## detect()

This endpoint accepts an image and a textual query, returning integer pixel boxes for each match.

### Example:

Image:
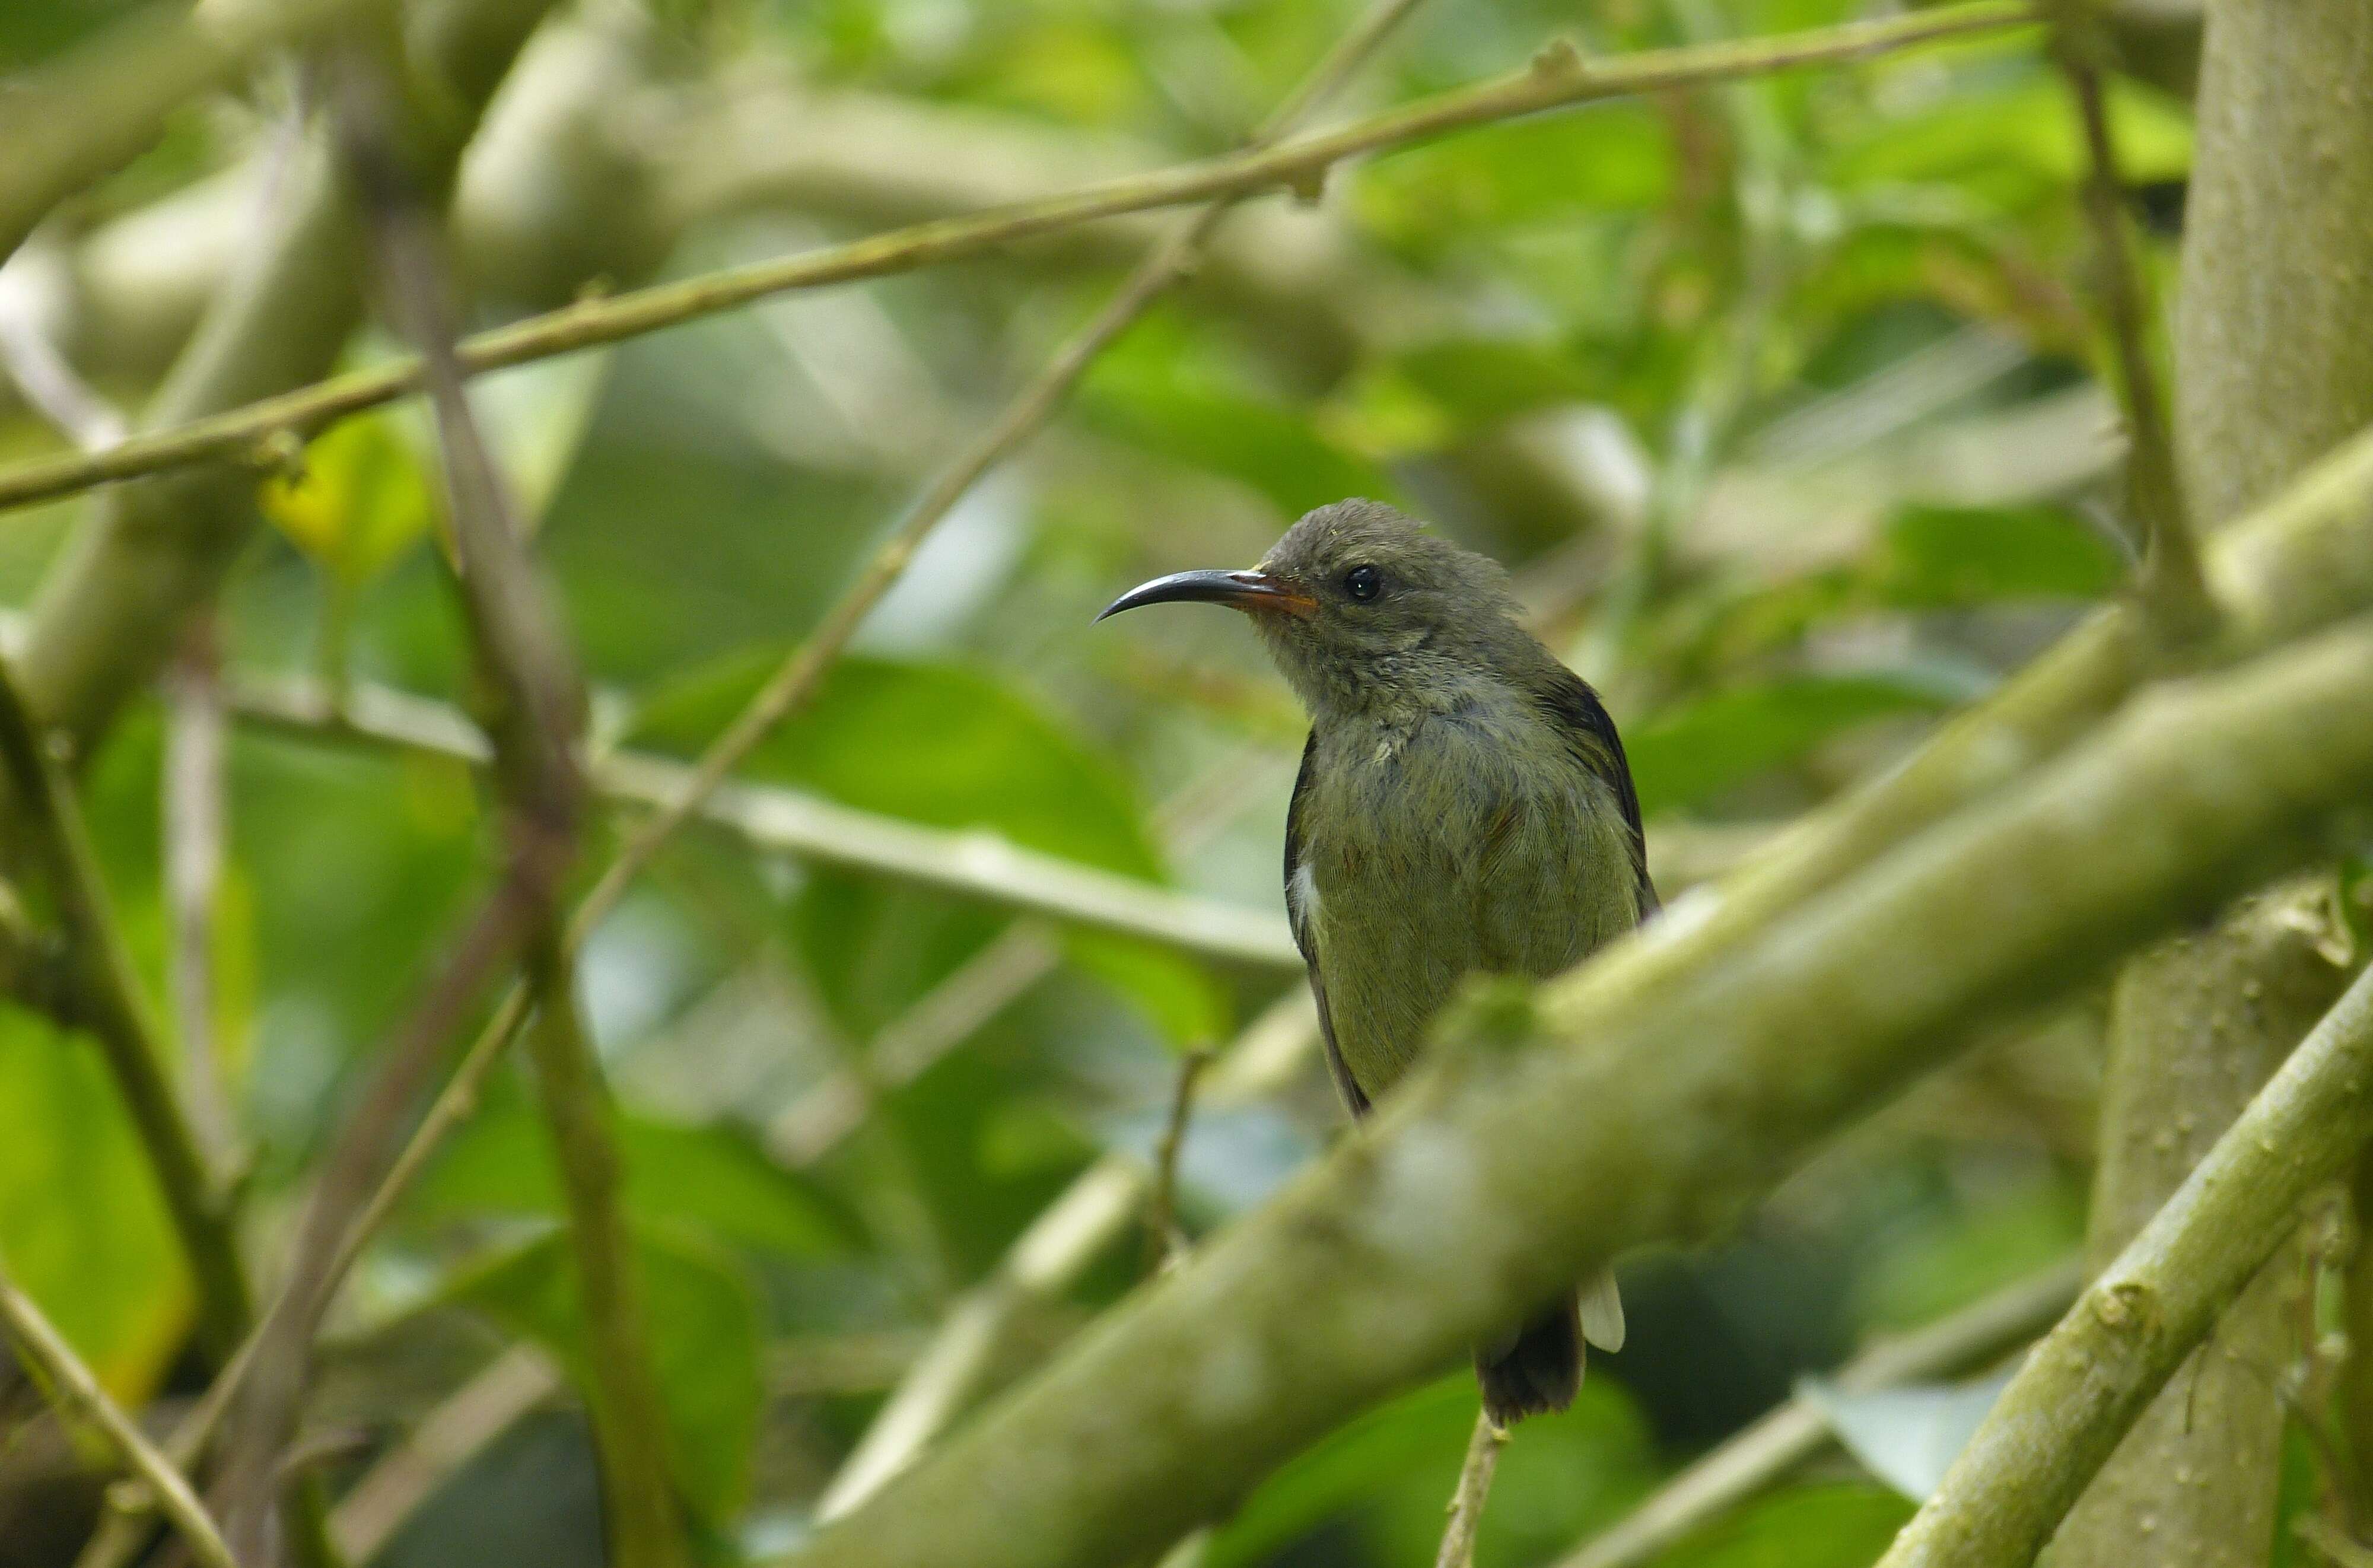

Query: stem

[0,655,251,1357]
[2044,0,2211,640]
[1146,1049,1215,1274]
[0,2,2037,519]
[0,1251,240,1568]
[1877,960,2373,1567]
[520,933,687,1568]
[1434,1413,1505,1568]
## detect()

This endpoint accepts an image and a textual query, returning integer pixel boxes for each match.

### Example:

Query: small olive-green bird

[1100,498,1653,1426]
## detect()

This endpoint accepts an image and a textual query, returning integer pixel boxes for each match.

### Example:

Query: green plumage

[1101,498,1655,1427]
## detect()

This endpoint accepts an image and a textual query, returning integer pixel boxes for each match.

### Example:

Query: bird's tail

[1475,1268,1624,1429]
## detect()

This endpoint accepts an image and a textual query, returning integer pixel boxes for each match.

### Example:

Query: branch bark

[0,1,2036,518]
[770,606,2373,1568]
[1876,958,2373,1567]
[2048,882,2349,1567]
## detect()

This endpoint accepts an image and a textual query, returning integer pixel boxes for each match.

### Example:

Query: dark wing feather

[1536,670,1659,917]
[1284,730,1370,1118]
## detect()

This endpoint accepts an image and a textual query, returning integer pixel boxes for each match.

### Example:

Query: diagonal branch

[775,599,2373,1568]
[0,1250,240,1568]
[0,0,2038,518]
[1876,958,2373,1567]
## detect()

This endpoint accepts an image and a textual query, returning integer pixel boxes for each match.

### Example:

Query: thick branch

[0,1,2035,518]
[775,612,2373,1568]
[1877,958,2373,1567]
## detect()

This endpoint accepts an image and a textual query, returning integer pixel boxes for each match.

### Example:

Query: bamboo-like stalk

[0,1,2035,519]
[774,609,2373,1568]
[1877,960,2373,1567]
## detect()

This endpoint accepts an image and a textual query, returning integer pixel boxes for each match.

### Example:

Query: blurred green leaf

[1871,502,2124,608]
[446,1223,765,1526]
[1655,1483,1915,1568]
[1206,1372,1655,1568]
[1356,104,1675,244]
[1628,673,1961,817]
[0,1009,190,1401]
[631,654,1227,1044]
[1831,73,2191,205]
[1080,318,1397,520]
[410,1084,855,1260]
[260,411,442,587]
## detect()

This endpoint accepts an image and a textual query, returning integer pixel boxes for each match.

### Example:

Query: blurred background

[0,0,2221,1563]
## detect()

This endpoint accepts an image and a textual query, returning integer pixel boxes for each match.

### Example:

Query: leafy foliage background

[0,0,2221,1563]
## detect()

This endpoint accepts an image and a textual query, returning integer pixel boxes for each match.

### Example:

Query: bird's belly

[1304,770,1633,1102]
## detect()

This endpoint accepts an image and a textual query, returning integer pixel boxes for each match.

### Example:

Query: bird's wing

[1537,669,1659,917]
[1285,730,1371,1119]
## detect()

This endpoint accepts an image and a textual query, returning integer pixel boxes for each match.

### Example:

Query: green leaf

[629,654,1226,1045]
[259,411,441,587]
[0,1009,191,1401]
[1656,1483,1916,1568]
[1831,72,2191,205]
[443,1224,765,1526]
[1628,674,1962,817]
[408,1084,854,1260]
[1872,502,2125,608]
[1356,103,1675,243]
[1205,1373,1655,1568]
[1079,317,1397,520]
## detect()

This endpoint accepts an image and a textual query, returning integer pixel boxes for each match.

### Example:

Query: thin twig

[165,624,238,1175]
[1145,1048,1214,1274]
[0,1251,241,1568]
[339,50,683,1568]
[1553,1258,2079,1568]
[2044,0,2212,638]
[329,1345,561,1564]
[0,1,2037,517]
[0,654,251,1356]
[1435,1413,1506,1568]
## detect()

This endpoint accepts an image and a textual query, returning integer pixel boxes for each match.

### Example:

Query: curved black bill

[1095,568,1312,622]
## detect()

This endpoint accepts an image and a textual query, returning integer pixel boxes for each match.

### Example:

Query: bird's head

[1097,499,1528,720]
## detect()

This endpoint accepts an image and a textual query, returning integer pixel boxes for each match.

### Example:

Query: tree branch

[0,654,251,1356]
[0,0,386,265]
[2044,0,2210,638]
[0,1250,239,1568]
[1876,957,2373,1567]
[339,45,681,1564]
[774,608,2373,1568]
[1553,1259,2081,1568]
[0,0,2037,518]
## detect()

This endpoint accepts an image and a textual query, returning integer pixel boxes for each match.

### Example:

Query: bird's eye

[1344,565,1382,602]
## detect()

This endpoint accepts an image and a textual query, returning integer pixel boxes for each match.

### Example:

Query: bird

[1098,498,1653,1428]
